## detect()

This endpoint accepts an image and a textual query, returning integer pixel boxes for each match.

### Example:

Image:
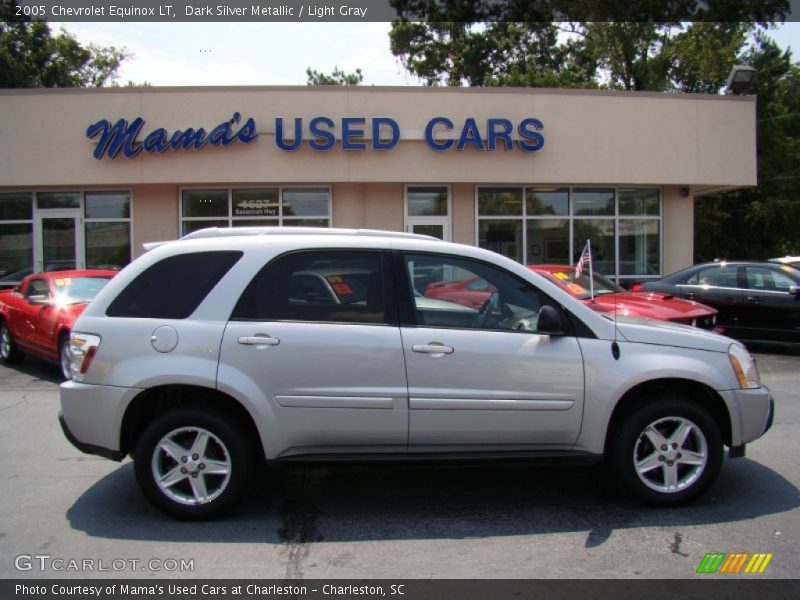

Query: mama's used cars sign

[86,114,545,159]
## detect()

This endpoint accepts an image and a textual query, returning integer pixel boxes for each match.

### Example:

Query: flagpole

[587,239,594,301]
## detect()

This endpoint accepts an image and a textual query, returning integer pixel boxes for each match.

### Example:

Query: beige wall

[0,87,756,188]
[662,186,695,274]
[452,183,476,245]
[131,184,179,259]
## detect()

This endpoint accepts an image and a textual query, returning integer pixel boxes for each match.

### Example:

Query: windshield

[53,276,111,304]
[545,270,621,300]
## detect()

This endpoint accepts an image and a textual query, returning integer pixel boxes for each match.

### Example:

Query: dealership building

[0,86,756,285]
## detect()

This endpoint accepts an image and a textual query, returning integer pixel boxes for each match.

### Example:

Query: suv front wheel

[134,408,253,519]
[610,395,723,506]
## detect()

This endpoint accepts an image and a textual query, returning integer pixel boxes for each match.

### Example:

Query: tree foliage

[0,0,128,88]
[385,1,798,260]
[306,66,364,86]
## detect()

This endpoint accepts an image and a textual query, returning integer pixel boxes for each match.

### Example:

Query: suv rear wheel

[610,395,723,506]
[134,408,253,519]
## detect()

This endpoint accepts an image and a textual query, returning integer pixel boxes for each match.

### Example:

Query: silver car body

[61,232,771,464]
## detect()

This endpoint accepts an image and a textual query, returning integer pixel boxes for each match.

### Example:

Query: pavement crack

[0,392,31,412]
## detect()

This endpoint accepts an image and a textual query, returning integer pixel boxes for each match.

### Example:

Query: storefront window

[573,188,614,216]
[182,189,229,218]
[282,188,330,217]
[574,219,616,276]
[232,189,279,219]
[619,188,660,216]
[0,192,33,220]
[478,188,522,216]
[618,219,660,276]
[85,192,131,219]
[84,192,132,270]
[407,187,448,216]
[527,219,569,264]
[477,220,522,262]
[181,187,331,234]
[526,188,569,216]
[0,192,33,277]
[37,192,80,210]
[0,223,33,277]
[85,222,131,269]
[477,187,661,281]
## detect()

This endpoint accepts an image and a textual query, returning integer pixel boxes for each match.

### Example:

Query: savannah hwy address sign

[86,113,545,160]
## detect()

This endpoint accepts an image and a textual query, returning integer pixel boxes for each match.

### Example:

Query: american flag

[575,240,592,278]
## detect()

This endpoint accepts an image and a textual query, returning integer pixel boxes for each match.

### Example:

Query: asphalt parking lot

[0,348,798,580]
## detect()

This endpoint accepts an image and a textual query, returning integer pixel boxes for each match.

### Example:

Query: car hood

[612,315,733,353]
[587,292,715,320]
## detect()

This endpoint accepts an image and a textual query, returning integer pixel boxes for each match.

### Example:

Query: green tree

[306,66,364,86]
[0,0,128,88]
[695,35,800,260]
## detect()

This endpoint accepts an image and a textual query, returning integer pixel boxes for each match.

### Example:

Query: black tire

[0,322,24,365]
[58,333,72,380]
[609,395,723,506]
[134,408,253,519]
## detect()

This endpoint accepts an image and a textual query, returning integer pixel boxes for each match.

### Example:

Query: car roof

[144,227,440,251]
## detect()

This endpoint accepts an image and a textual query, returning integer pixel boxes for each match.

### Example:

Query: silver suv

[59,228,773,519]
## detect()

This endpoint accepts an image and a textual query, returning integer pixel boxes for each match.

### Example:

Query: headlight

[728,343,760,389]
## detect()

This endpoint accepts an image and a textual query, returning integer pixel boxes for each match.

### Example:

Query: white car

[59,228,773,519]
[770,256,800,267]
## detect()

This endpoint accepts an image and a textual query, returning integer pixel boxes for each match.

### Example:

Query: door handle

[412,342,454,355]
[238,334,280,347]
[684,292,696,299]
[745,296,760,303]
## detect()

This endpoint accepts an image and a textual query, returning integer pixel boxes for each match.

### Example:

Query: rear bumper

[59,412,124,461]
[59,380,141,461]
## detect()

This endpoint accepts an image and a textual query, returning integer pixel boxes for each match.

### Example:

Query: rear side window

[232,250,388,324]
[106,251,242,319]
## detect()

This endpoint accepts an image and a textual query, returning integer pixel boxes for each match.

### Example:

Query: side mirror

[790,285,799,297]
[537,305,567,336]
[27,294,52,306]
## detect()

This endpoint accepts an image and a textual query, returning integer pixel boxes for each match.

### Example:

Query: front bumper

[719,385,774,447]
[59,380,141,461]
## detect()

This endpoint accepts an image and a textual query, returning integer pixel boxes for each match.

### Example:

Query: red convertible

[425,264,718,330]
[0,270,116,379]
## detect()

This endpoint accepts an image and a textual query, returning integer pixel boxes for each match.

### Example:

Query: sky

[53,22,800,87]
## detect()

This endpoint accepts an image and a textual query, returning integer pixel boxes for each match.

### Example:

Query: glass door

[405,186,451,242]
[35,210,83,272]
[406,220,450,241]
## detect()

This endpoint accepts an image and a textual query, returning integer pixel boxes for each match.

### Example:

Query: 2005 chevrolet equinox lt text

[58,228,773,519]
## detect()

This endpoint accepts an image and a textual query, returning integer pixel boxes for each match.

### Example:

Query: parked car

[426,265,718,329]
[59,228,772,519]
[636,261,800,344]
[0,270,117,379]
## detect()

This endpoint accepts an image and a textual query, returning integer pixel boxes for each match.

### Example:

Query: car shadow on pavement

[0,356,63,386]
[66,456,799,547]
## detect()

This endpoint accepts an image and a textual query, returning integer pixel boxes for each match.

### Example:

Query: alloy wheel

[633,416,708,494]
[150,426,232,506]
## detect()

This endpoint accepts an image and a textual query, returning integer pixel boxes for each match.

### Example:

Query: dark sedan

[635,261,800,344]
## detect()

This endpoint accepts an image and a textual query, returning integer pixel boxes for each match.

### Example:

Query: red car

[425,265,718,329]
[0,270,116,379]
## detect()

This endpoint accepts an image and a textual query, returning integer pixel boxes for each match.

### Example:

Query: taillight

[630,283,644,292]
[69,333,101,381]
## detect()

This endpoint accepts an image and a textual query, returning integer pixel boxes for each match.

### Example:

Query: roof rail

[143,226,439,251]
